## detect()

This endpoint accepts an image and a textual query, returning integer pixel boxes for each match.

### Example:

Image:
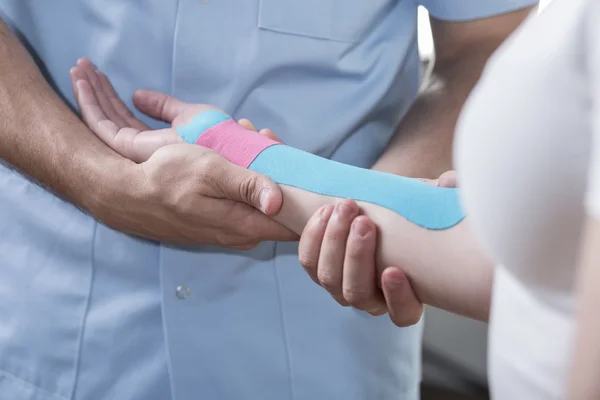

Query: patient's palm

[70,58,221,162]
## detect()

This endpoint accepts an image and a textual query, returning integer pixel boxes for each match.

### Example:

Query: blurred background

[417,1,553,398]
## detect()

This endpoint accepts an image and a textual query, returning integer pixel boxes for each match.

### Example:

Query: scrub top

[0,1,537,399]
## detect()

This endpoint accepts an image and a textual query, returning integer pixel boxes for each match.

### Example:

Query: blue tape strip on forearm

[248,145,465,230]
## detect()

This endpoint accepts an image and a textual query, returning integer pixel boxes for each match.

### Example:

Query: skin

[70,64,493,321]
[0,19,295,250]
[67,6,532,326]
[301,8,535,324]
[70,56,427,323]
[565,5,600,396]
[566,219,600,399]
[56,5,600,398]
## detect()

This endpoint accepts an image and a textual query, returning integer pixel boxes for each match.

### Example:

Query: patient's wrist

[177,110,280,168]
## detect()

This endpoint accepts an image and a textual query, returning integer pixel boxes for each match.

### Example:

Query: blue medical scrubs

[0,1,537,399]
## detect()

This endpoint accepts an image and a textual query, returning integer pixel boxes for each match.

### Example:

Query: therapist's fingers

[317,199,360,306]
[299,204,335,285]
[438,170,459,188]
[342,216,387,314]
[381,267,424,327]
[96,70,149,131]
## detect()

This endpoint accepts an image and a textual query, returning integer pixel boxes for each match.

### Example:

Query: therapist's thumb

[218,162,284,217]
[381,267,424,327]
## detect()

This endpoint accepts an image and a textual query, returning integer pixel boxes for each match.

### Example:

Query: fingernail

[352,220,370,237]
[259,188,270,213]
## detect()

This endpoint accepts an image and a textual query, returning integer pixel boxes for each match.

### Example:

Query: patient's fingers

[72,66,120,145]
[133,89,188,124]
[299,204,335,285]
[96,70,149,131]
[73,76,182,161]
[70,66,85,105]
[128,128,184,163]
[237,119,283,142]
[317,199,360,306]
[237,119,257,131]
[259,128,283,143]
[75,79,120,145]
[342,216,387,315]
[76,58,128,128]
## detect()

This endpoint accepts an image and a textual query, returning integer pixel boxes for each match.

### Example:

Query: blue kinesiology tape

[249,145,465,230]
[177,110,231,144]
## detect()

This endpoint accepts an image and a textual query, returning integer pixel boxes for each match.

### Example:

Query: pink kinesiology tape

[195,119,279,168]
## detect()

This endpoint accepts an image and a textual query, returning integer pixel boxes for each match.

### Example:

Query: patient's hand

[69,58,278,162]
[298,171,458,326]
[67,58,297,247]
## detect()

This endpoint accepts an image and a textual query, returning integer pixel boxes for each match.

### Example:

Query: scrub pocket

[0,165,94,400]
[258,0,394,43]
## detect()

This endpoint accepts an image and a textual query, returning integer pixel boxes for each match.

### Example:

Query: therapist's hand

[298,171,458,327]
[70,58,297,247]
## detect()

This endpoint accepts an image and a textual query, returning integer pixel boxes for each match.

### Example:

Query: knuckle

[346,241,369,261]
[215,231,246,249]
[323,222,347,242]
[343,287,374,309]
[156,95,168,116]
[332,296,350,307]
[317,271,339,291]
[214,232,233,247]
[197,152,222,175]
[238,174,259,204]
[171,195,194,216]
[336,198,358,211]
[195,154,228,195]
[298,251,317,272]
[159,185,192,216]
[164,182,197,216]
[368,308,388,317]
[234,242,259,251]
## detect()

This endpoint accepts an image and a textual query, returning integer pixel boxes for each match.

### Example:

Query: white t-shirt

[454,0,600,398]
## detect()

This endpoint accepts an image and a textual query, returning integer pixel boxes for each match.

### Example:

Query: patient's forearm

[275,185,493,321]
[179,111,493,321]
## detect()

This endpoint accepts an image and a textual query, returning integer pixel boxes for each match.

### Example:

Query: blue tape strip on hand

[176,110,231,144]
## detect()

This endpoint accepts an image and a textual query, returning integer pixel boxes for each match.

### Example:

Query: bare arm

[566,219,600,399]
[70,68,493,320]
[280,186,494,321]
[373,8,533,178]
[566,4,600,394]
[0,18,132,212]
[0,19,294,246]
[297,8,534,324]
